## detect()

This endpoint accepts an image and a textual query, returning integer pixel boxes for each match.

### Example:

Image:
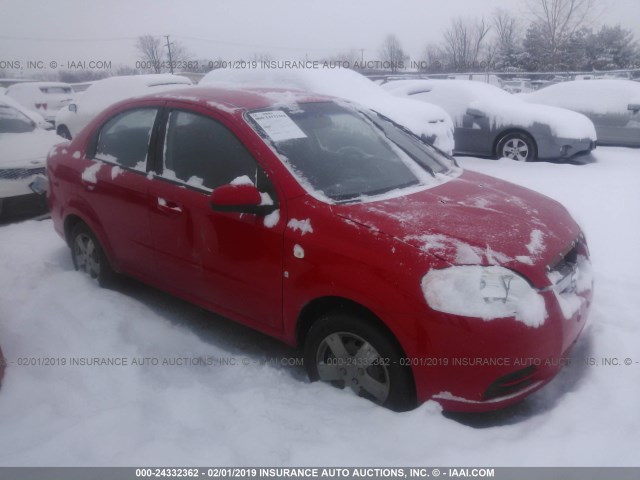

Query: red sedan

[46,87,592,411]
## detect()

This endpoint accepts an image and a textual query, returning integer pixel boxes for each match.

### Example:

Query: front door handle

[157,197,183,214]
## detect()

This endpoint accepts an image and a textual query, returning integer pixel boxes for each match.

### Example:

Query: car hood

[0,129,62,168]
[334,170,580,286]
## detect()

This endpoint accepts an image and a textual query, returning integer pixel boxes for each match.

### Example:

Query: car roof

[135,86,336,112]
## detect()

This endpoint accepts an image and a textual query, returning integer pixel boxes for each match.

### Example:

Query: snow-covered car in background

[201,67,455,154]
[1,93,52,130]
[55,74,193,139]
[0,96,62,217]
[47,86,592,412]
[503,79,534,94]
[5,82,74,124]
[383,79,597,162]
[519,79,640,147]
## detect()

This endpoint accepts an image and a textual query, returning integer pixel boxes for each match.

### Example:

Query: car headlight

[421,266,547,327]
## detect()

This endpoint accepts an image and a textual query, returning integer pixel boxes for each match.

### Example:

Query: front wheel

[304,312,416,411]
[70,223,114,286]
[496,132,536,162]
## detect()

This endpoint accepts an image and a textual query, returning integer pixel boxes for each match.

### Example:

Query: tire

[496,132,537,162]
[70,223,115,286]
[304,312,416,411]
[57,125,72,140]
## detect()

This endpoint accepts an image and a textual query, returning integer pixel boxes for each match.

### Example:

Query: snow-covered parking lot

[0,147,638,466]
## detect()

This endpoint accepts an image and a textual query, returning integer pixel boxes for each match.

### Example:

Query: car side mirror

[466,107,485,118]
[69,103,77,113]
[628,103,640,112]
[209,183,277,215]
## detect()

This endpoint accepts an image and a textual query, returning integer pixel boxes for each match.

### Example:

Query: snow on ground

[0,147,639,466]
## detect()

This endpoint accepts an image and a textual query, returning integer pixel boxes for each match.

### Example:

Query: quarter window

[95,108,158,169]
[161,110,270,192]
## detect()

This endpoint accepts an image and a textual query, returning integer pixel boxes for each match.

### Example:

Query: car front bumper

[410,281,592,412]
[538,136,596,160]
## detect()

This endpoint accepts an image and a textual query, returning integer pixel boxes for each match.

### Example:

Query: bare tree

[136,35,193,73]
[379,34,407,72]
[525,0,602,69]
[492,9,523,69]
[442,17,491,71]
[136,35,164,73]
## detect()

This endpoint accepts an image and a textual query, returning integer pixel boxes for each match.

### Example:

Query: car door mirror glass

[69,103,77,113]
[466,107,485,118]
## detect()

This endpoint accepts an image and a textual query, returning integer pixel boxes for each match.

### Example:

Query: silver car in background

[383,79,597,162]
[519,79,640,148]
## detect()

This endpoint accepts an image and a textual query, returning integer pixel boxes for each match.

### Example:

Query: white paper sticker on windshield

[249,111,307,142]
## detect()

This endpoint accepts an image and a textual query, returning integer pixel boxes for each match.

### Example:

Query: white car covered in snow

[5,82,75,124]
[200,67,455,154]
[0,96,61,217]
[55,74,193,139]
[383,79,597,161]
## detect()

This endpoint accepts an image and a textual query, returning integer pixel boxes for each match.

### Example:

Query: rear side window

[161,110,271,192]
[95,108,158,169]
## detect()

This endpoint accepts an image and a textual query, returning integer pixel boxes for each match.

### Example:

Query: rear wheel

[304,312,416,411]
[70,223,114,286]
[496,132,536,161]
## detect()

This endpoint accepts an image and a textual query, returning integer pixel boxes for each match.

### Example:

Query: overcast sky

[1,0,639,73]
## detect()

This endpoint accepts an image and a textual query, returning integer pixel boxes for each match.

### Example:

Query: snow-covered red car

[47,87,592,411]
[383,79,597,161]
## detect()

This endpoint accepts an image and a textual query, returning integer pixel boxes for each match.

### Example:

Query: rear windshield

[40,87,73,94]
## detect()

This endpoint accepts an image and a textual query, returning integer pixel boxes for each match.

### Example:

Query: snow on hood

[519,79,640,116]
[201,68,455,153]
[0,129,62,168]
[334,169,581,286]
[384,79,596,140]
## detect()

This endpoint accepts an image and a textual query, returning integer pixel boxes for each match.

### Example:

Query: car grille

[0,167,46,180]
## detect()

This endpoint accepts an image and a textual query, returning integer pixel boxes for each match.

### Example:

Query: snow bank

[520,79,640,116]
[201,68,455,154]
[384,79,596,140]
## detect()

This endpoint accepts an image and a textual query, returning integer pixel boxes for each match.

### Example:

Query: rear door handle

[157,197,183,214]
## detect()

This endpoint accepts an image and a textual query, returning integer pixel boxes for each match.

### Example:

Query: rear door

[148,106,285,329]
[81,106,160,278]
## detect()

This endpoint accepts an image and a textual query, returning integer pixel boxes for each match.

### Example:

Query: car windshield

[0,104,35,133]
[246,102,455,201]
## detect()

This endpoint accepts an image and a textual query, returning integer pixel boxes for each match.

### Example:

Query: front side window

[161,110,271,192]
[95,108,158,169]
[0,104,35,133]
[246,102,456,202]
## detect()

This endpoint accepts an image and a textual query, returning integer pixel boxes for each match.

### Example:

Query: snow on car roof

[519,79,640,115]
[139,86,336,111]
